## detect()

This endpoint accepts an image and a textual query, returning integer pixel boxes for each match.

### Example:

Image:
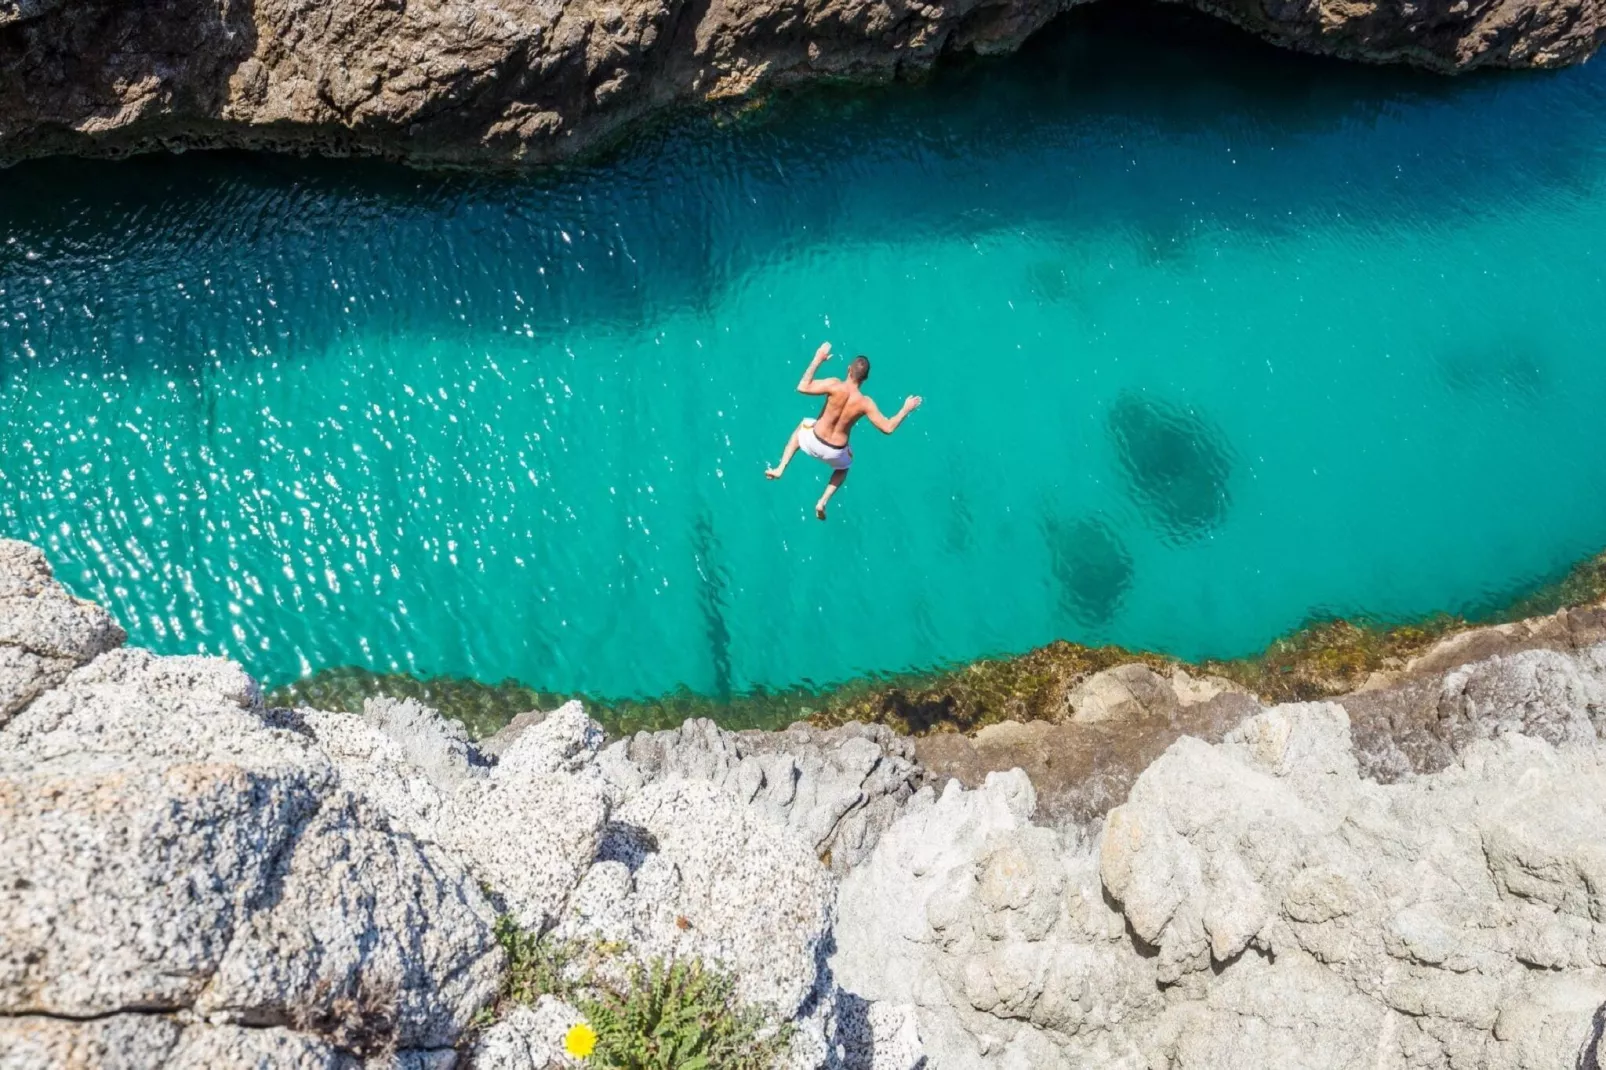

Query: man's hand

[798,341,836,394]
[902,395,923,413]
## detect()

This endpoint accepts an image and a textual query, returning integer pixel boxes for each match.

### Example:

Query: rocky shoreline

[1,0,1604,170]
[6,535,1606,1067]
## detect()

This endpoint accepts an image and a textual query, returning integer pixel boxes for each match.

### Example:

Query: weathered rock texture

[0,544,503,1063]
[597,717,926,873]
[9,532,1606,1069]
[836,688,1606,1067]
[0,0,1602,169]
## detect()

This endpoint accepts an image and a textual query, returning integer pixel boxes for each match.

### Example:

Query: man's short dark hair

[848,356,871,383]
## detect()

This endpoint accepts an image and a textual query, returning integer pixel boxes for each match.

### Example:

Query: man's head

[847,355,871,384]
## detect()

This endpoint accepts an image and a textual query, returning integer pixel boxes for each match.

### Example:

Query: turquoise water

[4,8,1606,711]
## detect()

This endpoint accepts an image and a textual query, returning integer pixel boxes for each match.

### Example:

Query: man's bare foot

[815,502,827,520]
[765,467,783,480]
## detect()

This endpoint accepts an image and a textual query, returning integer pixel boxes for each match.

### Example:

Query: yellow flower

[564,1021,598,1059]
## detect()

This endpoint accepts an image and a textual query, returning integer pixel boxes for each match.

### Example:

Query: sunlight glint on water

[2,10,1606,716]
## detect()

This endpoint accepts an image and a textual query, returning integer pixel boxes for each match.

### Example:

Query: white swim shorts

[798,418,852,470]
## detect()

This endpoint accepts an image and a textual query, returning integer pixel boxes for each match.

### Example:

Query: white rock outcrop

[8,533,1606,1070]
[836,671,1606,1068]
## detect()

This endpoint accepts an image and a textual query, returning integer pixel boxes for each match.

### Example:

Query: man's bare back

[763,342,922,520]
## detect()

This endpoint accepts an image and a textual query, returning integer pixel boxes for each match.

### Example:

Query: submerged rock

[1108,391,1234,543]
[0,0,1601,169]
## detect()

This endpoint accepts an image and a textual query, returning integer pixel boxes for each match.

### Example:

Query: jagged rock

[496,701,604,778]
[300,707,453,841]
[0,0,1600,170]
[835,769,1157,1066]
[361,695,485,792]
[0,539,124,725]
[0,651,333,1016]
[602,717,924,872]
[0,573,503,1052]
[198,789,503,1050]
[839,659,1606,1067]
[441,703,610,932]
[1403,603,1606,677]
[1342,643,1606,781]
[480,706,549,758]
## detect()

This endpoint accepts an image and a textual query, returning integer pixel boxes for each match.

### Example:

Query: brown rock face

[0,0,1601,168]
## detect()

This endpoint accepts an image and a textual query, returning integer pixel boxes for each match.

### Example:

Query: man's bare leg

[765,422,806,480]
[816,468,847,520]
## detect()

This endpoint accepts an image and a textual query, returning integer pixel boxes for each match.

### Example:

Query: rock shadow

[1107,392,1233,543]
[1579,1001,1605,1070]
[1043,514,1134,628]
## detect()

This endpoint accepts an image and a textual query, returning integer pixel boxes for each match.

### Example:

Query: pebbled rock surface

[0,0,1602,169]
[0,542,503,1059]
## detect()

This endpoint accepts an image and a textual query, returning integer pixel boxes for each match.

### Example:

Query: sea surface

[4,8,1606,717]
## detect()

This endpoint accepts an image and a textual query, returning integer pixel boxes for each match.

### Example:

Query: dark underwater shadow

[1107,392,1235,543]
[1042,512,1136,629]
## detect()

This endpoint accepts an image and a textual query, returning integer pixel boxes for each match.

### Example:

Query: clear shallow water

[4,8,1606,712]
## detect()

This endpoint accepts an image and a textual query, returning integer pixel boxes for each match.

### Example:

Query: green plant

[489,917,792,1069]
[495,914,586,1006]
[579,957,792,1070]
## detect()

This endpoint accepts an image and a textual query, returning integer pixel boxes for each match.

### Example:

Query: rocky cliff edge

[1,0,1603,169]
[4,535,1606,1068]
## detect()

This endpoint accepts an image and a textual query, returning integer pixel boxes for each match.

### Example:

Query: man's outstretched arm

[798,341,839,395]
[867,394,923,434]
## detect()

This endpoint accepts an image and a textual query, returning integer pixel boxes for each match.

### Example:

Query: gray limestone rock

[300,707,452,841]
[0,652,330,1016]
[165,1024,357,1069]
[362,694,484,792]
[604,717,924,872]
[470,996,586,1070]
[0,539,123,724]
[199,789,504,1050]
[1343,641,1606,781]
[0,639,502,1053]
[440,701,610,932]
[442,768,609,933]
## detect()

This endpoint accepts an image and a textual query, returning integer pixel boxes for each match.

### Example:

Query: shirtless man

[764,341,922,520]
